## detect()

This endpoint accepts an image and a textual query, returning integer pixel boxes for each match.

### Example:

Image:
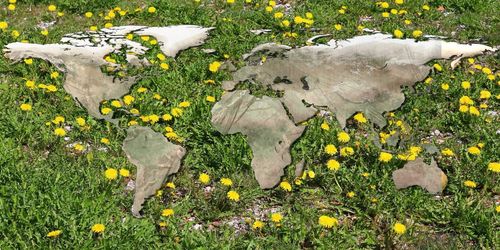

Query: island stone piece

[392,158,447,194]
[122,126,186,217]
[211,90,305,188]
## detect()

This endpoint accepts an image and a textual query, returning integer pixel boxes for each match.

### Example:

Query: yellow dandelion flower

[206,96,216,103]
[118,168,130,177]
[160,63,169,70]
[162,114,173,121]
[73,143,84,151]
[199,173,210,184]
[156,53,166,61]
[340,147,354,157]
[20,103,32,111]
[487,162,499,173]
[379,2,389,8]
[165,132,178,140]
[104,168,118,180]
[271,213,283,223]
[52,116,66,125]
[148,114,160,124]
[129,109,139,115]
[161,208,174,217]
[467,146,480,155]
[393,29,404,39]
[137,87,148,93]
[320,122,330,131]
[148,6,156,13]
[252,220,264,230]
[46,85,57,92]
[280,181,292,192]
[393,222,406,234]
[441,83,449,90]
[324,144,337,155]
[25,80,35,89]
[441,148,454,156]
[412,30,422,38]
[469,106,480,116]
[91,224,105,233]
[220,178,233,186]
[0,21,8,30]
[459,105,469,113]
[48,5,57,12]
[123,95,135,105]
[481,67,492,75]
[308,170,315,179]
[337,132,350,143]
[353,112,367,123]
[111,100,122,108]
[327,159,340,171]
[463,180,477,188]
[178,101,190,108]
[101,107,112,115]
[479,90,491,99]
[227,190,240,201]
[171,108,183,117]
[378,152,393,162]
[209,61,222,73]
[318,215,338,228]
[50,71,59,79]
[47,230,62,238]
[53,128,66,137]
[433,64,443,71]
[459,96,474,105]
[461,81,470,89]
[166,182,176,189]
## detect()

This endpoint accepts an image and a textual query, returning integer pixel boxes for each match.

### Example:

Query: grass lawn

[0,0,499,249]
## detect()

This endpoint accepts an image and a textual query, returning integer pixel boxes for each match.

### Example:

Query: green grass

[0,0,499,249]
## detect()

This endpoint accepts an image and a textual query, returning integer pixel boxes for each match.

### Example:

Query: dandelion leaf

[224,34,495,127]
[392,158,447,194]
[211,90,305,188]
[122,126,186,217]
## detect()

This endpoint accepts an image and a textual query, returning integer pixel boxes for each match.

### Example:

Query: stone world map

[4,25,494,216]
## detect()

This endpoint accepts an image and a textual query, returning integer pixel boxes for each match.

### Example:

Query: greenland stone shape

[223,34,495,128]
[211,90,305,188]
[392,157,447,194]
[3,25,213,122]
[122,126,186,217]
